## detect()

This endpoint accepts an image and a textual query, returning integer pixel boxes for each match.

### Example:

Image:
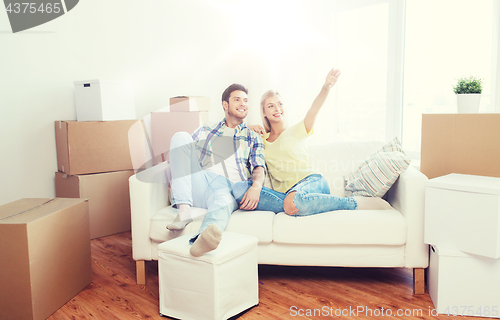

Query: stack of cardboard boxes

[55,82,211,240]
[422,114,500,317]
[55,80,139,239]
[0,82,212,319]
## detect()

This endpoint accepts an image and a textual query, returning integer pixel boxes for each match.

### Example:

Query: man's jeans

[232,174,357,216]
[170,132,238,243]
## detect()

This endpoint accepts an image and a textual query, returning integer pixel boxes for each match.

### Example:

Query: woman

[233,68,390,216]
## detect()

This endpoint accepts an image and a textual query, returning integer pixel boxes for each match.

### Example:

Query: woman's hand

[324,68,341,90]
[248,124,265,135]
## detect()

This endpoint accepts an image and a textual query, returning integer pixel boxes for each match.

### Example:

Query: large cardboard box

[169,96,211,112]
[0,198,92,320]
[74,79,136,121]
[55,120,141,175]
[151,111,209,164]
[425,173,500,258]
[428,245,500,317]
[421,114,500,180]
[55,170,134,239]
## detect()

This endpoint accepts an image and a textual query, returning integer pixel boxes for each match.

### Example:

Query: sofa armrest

[129,161,170,261]
[386,166,429,268]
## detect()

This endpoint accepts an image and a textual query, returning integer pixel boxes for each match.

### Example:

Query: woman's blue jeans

[232,174,357,216]
[232,181,286,213]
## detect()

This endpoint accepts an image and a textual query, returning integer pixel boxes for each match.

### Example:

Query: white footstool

[158,231,259,320]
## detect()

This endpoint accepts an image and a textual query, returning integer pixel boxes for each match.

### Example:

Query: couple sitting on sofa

[166,68,390,257]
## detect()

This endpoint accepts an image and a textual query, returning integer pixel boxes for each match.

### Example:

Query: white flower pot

[456,94,481,113]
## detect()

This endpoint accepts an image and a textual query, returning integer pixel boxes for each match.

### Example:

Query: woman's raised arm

[303,68,341,133]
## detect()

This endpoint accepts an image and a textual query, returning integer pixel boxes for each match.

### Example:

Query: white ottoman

[158,231,259,320]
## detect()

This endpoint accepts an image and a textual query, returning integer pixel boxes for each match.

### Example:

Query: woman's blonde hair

[260,90,282,133]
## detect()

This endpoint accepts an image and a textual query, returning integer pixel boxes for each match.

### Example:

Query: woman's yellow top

[263,120,318,192]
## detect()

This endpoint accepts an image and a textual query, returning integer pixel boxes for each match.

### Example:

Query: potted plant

[453,76,483,113]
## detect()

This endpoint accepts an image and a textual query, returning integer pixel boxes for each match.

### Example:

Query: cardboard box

[428,245,500,317]
[170,96,211,112]
[0,198,92,320]
[421,114,500,180]
[55,120,142,175]
[425,173,500,258]
[55,170,134,239]
[74,79,136,121]
[151,111,209,164]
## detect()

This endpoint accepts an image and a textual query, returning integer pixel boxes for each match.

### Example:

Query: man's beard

[227,107,247,120]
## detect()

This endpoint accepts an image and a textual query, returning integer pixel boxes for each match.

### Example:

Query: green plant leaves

[453,76,483,94]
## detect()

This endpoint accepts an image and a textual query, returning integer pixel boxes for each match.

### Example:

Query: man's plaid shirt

[191,119,266,181]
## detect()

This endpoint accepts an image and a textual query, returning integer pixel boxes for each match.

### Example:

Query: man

[166,84,267,256]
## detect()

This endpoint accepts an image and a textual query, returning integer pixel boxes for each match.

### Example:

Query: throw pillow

[344,137,410,197]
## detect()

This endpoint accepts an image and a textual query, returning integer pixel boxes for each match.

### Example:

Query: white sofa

[129,141,429,293]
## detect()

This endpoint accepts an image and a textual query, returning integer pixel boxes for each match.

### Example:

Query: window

[314,0,404,145]
[402,0,494,156]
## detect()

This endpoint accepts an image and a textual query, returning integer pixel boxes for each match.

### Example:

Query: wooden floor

[48,232,485,320]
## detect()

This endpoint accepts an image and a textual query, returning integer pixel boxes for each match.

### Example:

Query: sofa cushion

[149,206,275,244]
[272,208,407,245]
[344,138,410,197]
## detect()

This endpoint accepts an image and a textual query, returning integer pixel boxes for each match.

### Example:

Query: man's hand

[239,185,261,210]
[239,166,265,210]
[248,124,265,135]
[324,68,341,90]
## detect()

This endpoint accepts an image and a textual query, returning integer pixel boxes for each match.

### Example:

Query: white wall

[0,0,337,206]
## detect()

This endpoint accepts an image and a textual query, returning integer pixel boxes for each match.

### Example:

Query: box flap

[0,198,51,221]
[55,121,70,174]
[431,245,477,258]
[0,198,86,224]
[426,173,500,195]
[55,172,81,198]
